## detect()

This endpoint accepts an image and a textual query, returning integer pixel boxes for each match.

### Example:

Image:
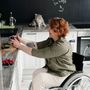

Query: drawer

[83,61,90,67]
[83,67,90,76]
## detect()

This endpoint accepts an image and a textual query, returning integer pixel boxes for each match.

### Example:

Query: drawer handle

[69,40,75,43]
[26,33,36,35]
[86,64,90,65]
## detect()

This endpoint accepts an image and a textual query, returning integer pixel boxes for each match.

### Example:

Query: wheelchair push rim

[62,73,90,90]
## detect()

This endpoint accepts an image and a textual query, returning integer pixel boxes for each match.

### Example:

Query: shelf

[0,28,18,37]
[0,25,15,29]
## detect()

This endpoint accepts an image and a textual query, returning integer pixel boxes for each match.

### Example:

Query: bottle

[9,12,16,26]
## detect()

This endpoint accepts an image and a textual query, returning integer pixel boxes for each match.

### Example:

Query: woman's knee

[32,72,47,84]
[32,68,47,79]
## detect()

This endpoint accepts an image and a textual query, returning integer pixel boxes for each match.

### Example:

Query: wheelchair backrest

[72,52,84,71]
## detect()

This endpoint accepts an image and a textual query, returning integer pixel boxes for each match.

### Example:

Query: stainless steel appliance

[77,30,90,76]
[77,30,90,61]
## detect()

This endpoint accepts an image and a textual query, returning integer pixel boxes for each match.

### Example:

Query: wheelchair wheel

[61,72,90,90]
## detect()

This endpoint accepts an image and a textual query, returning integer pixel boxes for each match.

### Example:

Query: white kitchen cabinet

[36,32,49,67]
[11,50,24,90]
[83,61,90,76]
[22,31,49,69]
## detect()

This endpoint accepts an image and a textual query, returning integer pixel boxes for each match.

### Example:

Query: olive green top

[31,38,76,76]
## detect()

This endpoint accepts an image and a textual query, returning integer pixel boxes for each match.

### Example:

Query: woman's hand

[17,34,27,44]
[10,37,21,48]
[16,34,22,42]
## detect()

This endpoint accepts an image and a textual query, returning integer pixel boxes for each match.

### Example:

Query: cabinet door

[22,32,36,41]
[23,51,41,69]
[36,32,49,42]
[83,61,90,76]
[36,32,49,67]
[22,31,49,69]
[22,32,38,69]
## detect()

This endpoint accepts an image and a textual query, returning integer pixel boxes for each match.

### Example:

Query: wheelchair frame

[49,72,90,90]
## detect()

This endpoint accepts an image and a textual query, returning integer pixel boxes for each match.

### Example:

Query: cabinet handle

[86,64,90,65]
[26,32,36,35]
[69,39,75,43]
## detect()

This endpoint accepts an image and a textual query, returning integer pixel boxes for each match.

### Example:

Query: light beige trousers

[30,68,69,90]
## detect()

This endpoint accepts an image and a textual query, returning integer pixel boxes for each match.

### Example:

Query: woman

[11,18,76,90]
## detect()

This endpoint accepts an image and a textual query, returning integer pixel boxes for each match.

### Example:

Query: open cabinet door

[0,34,4,90]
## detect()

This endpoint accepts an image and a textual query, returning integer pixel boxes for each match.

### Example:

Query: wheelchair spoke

[49,73,90,90]
[67,76,90,90]
[79,76,90,90]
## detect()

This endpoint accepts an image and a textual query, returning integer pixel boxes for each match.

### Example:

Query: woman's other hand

[17,34,27,44]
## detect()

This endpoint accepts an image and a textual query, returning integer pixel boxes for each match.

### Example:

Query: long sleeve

[37,38,54,49]
[26,38,54,49]
[32,38,71,58]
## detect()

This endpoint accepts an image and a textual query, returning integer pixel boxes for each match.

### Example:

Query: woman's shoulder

[57,37,67,43]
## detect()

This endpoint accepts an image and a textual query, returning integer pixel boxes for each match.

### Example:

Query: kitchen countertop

[22,26,49,32]
[0,25,15,29]
[19,24,90,32]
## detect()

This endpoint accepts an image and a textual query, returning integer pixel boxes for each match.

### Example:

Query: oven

[77,31,90,61]
[77,30,90,76]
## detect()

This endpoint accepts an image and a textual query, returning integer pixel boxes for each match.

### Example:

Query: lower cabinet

[22,31,49,70]
[21,30,78,69]
[83,61,90,76]
[11,50,24,90]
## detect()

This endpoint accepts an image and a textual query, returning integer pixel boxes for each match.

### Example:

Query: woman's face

[48,27,59,41]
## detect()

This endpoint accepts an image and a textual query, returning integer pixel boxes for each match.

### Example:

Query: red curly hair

[49,17,69,38]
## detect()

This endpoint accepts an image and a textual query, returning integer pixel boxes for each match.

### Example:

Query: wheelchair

[49,52,90,90]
